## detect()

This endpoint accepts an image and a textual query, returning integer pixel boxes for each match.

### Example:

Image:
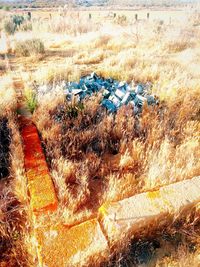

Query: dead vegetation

[0,5,200,266]
[0,117,11,179]
[14,38,45,57]
[0,82,34,266]
[34,80,200,220]
[28,7,200,231]
[0,114,34,267]
[106,207,200,267]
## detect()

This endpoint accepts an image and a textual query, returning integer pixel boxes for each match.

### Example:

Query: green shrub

[3,6,10,11]
[15,38,45,57]
[3,15,30,35]
[12,15,24,27]
[24,88,37,113]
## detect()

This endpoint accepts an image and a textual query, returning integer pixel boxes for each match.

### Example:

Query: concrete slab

[99,177,200,248]
[35,219,110,267]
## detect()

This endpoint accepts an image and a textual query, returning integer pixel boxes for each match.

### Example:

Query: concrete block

[99,177,200,247]
[36,219,110,267]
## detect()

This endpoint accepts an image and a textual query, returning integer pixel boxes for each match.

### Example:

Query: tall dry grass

[8,114,36,266]
[0,78,35,266]
[1,6,200,265]
[32,12,200,226]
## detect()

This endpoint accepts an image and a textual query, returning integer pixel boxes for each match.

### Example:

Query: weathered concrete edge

[98,176,200,251]
[34,176,200,267]
[19,117,58,214]
[35,219,110,267]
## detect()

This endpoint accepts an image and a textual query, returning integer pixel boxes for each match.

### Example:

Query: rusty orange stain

[20,119,58,213]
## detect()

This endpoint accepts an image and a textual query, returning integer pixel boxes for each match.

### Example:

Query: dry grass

[108,207,200,266]
[29,10,101,36]
[14,38,45,57]
[34,84,200,214]
[30,9,200,229]
[0,116,35,267]
[1,5,200,266]
[0,75,17,112]
[0,77,34,266]
[32,62,81,85]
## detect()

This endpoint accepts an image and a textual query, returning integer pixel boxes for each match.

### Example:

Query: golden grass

[33,87,200,222]
[1,6,200,265]
[29,11,200,229]
[0,113,34,266]
[0,74,34,266]
[0,75,17,113]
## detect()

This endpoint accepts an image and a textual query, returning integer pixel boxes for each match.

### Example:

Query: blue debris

[147,95,157,105]
[63,73,158,115]
[135,84,145,95]
[102,99,117,113]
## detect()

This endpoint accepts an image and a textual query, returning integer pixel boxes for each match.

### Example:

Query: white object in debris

[115,89,125,100]
[130,100,139,114]
[126,85,132,92]
[71,89,83,95]
[118,81,125,88]
[137,94,147,103]
[121,92,130,104]
[37,84,50,95]
[109,95,121,107]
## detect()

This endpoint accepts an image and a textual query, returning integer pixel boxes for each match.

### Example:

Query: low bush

[4,15,32,35]
[4,19,16,35]
[19,21,32,31]
[115,14,127,26]
[12,15,24,27]
[3,6,10,11]
[24,88,37,113]
[15,38,45,57]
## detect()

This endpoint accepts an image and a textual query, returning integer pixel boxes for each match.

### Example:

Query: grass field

[0,3,200,266]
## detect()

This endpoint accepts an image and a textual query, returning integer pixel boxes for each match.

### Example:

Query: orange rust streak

[21,120,58,213]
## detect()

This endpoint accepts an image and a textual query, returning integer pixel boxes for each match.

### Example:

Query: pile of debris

[63,72,158,114]
[37,72,158,115]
